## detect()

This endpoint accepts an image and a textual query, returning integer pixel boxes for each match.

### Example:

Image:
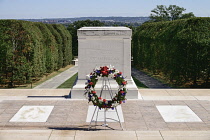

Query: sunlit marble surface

[10,106,54,122]
[86,105,124,122]
[156,105,202,122]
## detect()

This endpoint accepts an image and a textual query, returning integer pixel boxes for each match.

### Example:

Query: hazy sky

[0,0,209,19]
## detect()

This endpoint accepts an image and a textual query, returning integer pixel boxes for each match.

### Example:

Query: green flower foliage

[0,20,72,87]
[132,17,210,87]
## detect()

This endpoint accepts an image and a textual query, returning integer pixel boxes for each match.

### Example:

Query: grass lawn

[57,73,147,89]
[57,73,78,88]
[132,76,148,88]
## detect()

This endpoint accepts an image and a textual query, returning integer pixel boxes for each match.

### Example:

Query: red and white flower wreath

[84,66,127,109]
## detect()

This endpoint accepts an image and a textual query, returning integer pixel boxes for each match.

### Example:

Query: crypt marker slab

[86,105,124,122]
[156,105,202,122]
[10,106,54,122]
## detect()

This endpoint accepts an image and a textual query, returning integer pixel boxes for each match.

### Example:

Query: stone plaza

[0,89,210,139]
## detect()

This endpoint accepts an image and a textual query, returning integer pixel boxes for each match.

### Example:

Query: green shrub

[0,20,72,87]
[132,17,210,87]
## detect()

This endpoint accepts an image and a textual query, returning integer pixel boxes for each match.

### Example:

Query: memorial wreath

[84,66,127,109]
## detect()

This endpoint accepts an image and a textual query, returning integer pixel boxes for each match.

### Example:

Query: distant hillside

[21,17,150,25]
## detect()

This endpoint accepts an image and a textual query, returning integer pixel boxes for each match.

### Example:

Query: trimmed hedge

[0,20,72,87]
[132,17,210,87]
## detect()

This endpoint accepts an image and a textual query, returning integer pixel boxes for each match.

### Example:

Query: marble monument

[71,27,140,99]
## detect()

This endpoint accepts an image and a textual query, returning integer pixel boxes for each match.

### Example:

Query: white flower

[119,85,124,89]
[120,87,124,90]
[86,75,90,80]
[109,64,113,69]
[91,96,95,100]
[108,73,114,78]
[115,70,119,73]
[95,66,99,70]
[97,76,101,79]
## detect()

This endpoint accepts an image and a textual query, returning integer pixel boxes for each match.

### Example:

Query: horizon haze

[0,0,210,19]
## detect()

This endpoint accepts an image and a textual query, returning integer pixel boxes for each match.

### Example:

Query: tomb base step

[70,77,140,99]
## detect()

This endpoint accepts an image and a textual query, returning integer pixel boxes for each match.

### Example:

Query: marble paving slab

[10,106,54,122]
[156,105,202,122]
[86,105,124,122]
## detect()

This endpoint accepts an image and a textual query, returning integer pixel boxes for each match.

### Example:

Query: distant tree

[149,5,195,22]
[67,20,104,56]
[180,12,195,19]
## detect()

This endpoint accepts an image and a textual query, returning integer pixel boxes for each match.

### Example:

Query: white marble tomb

[71,27,139,99]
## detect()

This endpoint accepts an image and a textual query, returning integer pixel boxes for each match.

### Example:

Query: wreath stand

[88,77,124,130]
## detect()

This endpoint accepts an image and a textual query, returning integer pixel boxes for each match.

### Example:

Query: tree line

[0,20,72,87]
[132,17,210,87]
[149,5,195,22]
[67,20,104,56]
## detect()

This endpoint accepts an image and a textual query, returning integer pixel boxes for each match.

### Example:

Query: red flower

[89,82,93,85]
[101,70,108,75]
[101,66,108,71]
[119,101,122,104]
[103,99,106,102]
[122,81,127,85]
[119,72,122,75]
[98,97,102,100]
[92,91,96,94]
[120,90,124,94]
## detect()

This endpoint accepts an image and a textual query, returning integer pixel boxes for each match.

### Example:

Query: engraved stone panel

[77,27,132,36]
[10,106,54,122]
[78,39,124,79]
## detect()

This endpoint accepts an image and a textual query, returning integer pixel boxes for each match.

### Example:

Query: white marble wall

[77,27,132,80]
